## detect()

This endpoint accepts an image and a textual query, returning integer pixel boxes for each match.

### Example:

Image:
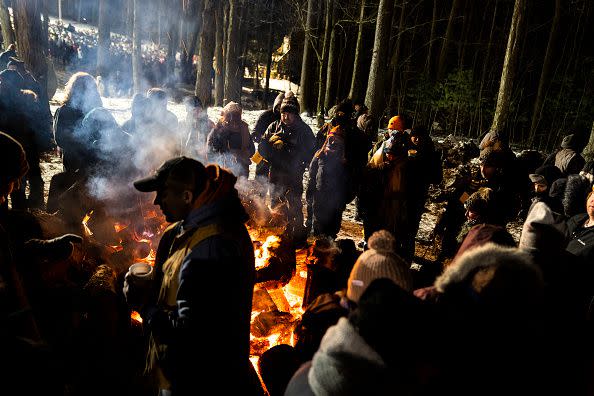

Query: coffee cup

[127,262,154,287]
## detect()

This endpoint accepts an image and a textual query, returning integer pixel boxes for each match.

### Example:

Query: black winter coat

[566,214,594,262]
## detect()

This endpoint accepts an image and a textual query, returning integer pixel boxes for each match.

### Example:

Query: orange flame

[82,210,94,236]
[130,311,143,324]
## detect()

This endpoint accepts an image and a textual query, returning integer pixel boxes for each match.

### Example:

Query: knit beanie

[347,230,412,303]
[519,201,567,253]
[529,165,562,186]
[222,101,242,115]
[280,91,299,114]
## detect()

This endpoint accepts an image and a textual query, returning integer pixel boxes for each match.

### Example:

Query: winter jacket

[306,152,350,237]
[251,109,280,144]
[207,120,254,177]
[53,104,87,172]
[544,148,585,176]
[259,118,316,185]
[144,192,255,394]
[566,214,594,262]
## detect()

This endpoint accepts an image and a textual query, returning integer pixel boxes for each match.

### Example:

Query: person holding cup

[125,156,256,395]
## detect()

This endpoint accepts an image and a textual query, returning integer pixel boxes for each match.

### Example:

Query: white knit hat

[347,230,412,303]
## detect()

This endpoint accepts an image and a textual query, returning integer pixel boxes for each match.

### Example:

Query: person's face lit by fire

[281,111,296,126]
[153,180,194,222]
[534,182,547,194]
[223,111,242,131]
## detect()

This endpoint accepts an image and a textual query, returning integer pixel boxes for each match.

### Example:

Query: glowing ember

[82,210,94,236]
[130,310,143,324]
[137,248,156,266]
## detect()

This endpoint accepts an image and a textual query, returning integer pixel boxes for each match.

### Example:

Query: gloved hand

[24,233,83,261]
[273,139,285,150]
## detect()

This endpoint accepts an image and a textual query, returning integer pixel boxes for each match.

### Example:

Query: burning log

[251,310,295,338]
[255,236,296,286]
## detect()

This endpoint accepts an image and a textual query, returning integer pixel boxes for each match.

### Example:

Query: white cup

[127,262,154,288]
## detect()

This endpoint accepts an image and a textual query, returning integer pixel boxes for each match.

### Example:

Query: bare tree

[489,0,526,136]
[132,0,142,94]
[349,0,367,101]
[14,0,47,88]
[437,0,461,80]
[323,1,339,111]
[97,0,111,76]
[365,0,394,119]
[299,0,316,115]
[214,0,225,106]
[529,0,561,144]
[0,0,15,48]
[195,0,216,105]
[224,0,242,103]
[316,0,332,114]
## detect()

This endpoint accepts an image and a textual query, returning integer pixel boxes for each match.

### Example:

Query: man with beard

[125,157,257,395]
[259,92,316,245]
[251,91,285,178]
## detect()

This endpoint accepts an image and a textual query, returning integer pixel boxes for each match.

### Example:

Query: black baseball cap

[133,156,207,192]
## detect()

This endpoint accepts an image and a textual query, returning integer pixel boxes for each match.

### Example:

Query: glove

[24,233,83,261]
[273,139,285,150]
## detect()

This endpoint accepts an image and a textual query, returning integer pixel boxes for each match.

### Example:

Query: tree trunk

[349,0,367,101]
[488,0,526,136]
[528,0,561,145]
[132,0,142,94]
[388,0,406,114]
[364,0,394,119]
[224,0,242,103]
[165,1,180,87]
[323,3,340,111]
[316,0,332,113]
[127,0,134,38]
[96,0,111,77]
[42,0,49,48]
[437,0,461,80]
[14,0,47,87]
[299,0,316,115]
[424,0,436,76]
[0,0,15,48]
[195,0,215,105]
[214,0,225,106]
[264,20,274,99]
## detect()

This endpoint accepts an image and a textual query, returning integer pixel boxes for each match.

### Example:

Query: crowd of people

[47,21,176,96]
[1,56,594,396]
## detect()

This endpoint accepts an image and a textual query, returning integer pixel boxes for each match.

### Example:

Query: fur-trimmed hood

[308,318,387,396]
[435,243,544,310]
[563,174,593,217]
